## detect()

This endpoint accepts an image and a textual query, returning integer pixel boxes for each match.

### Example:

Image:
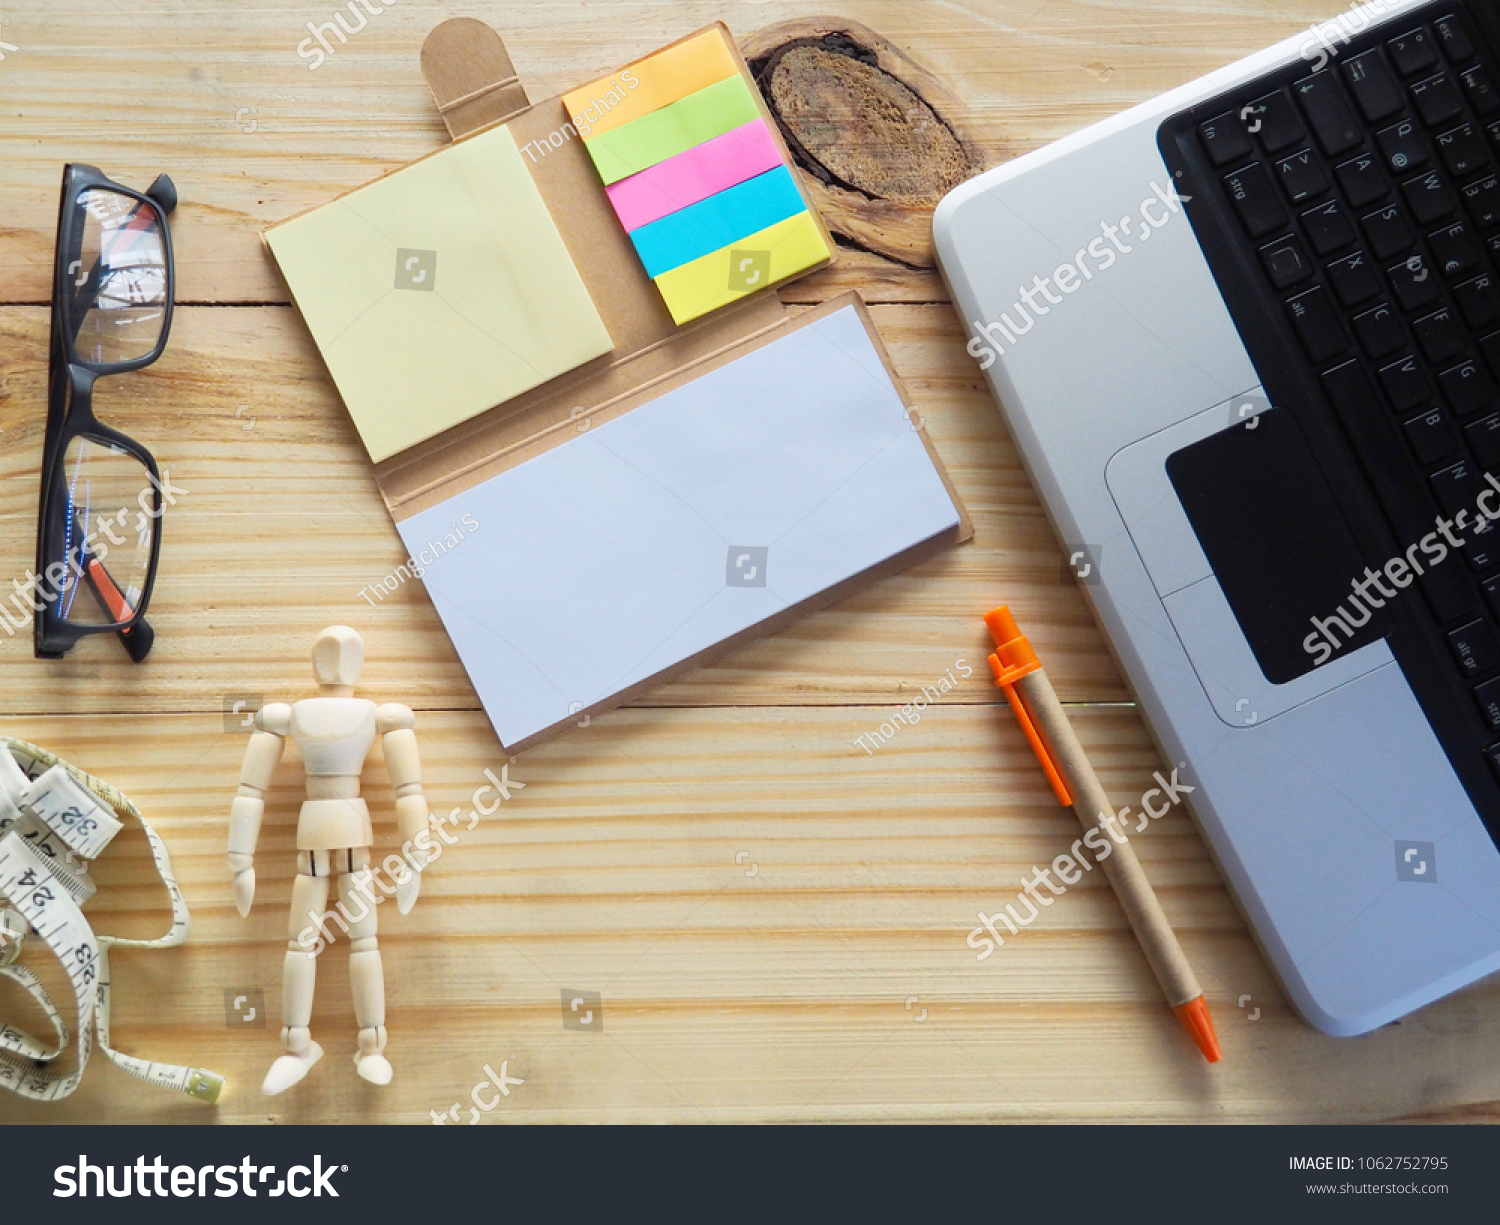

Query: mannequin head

[312,625,364,692]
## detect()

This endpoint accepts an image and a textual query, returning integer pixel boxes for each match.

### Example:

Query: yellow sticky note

[562,27,740,142]
[652,212,832,325]
[265,126,611,462]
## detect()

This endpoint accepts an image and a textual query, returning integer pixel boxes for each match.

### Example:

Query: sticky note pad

[605,120,784,231]
[582,75,763,186]
[396,303,960,750]
[562,27,739,140]
[265,125,611,463]
[629,167,805,277]
[652,212,831,325]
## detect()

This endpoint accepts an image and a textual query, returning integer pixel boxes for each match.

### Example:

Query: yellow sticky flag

[652,212,832,325]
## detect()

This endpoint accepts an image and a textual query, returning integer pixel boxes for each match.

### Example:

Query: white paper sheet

[397,304,961,748]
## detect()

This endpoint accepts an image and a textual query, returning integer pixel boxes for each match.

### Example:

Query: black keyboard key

[1437,123,1491,178]
[1461,65,1500,117]
[1434,15,1476,64]
[1466,413,1500,468]
[1411,73,1465,127]
[1463,175,1500,228]
[1431,458,1482,515]
[1415,305,1467,363]
[1427,562,1480,623]
[1260,234,1313,289]
[1451,619,1500,676]
[1275,149,1328,204]
[1286,286,1349,362]
[1388,255,1442,311]
[1406,407,1460,464]
[1441,357,1498,416]
[1322,359,1475,622]
[1430,220,1483,276]
[1381,354,1434,413]
[1463,517,1500,572]
[1454,273,1500,330]
[1199,111,1254,167]
[1328,250,1381,305]
[1294,72,1363,156]
[1344,50,1405,123]
[1485,574,1500,619]
[1475,676,1500,728]
[1362,203,1416,258]
[1225,164,1288,237]
[1354,302,1408,357]
[1402,170,1457,225]
[1386,26,1434,75]
[1241,90,1305,154]
[1378,119,1431,175]
[1390,28,1438,77]
[1302,198,1355,254]
[1337,153,1388,208]
[1481,331,1500,379]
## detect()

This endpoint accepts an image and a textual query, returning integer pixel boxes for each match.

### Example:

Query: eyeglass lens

[54,435,156,627]
[68,187,168,366]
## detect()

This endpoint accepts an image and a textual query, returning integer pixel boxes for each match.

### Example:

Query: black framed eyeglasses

[36,164,177,662]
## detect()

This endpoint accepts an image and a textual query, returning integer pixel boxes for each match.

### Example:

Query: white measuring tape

[0,738,223,1103]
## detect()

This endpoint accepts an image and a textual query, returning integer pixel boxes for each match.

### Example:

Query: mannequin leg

[339,853,391,1085]
[262,862,330,1096]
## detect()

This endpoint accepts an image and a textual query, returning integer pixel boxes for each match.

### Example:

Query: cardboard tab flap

[421,18,530,137]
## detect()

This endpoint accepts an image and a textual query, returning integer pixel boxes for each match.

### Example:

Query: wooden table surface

[4,0,1498,1125]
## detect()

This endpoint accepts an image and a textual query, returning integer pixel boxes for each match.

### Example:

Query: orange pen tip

[1173,996,1222,1062]
[984,605,1021,647]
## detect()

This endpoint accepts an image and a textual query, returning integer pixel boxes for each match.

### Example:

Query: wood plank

[5,706,1497,1123]
[0,1,1334,306]
[0,302,1129,714]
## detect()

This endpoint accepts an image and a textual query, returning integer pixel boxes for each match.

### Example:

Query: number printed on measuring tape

[21,765,122,861]
[0,743,223,1104]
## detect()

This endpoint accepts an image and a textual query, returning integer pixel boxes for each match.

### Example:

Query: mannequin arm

[227,704,289,917]
[378,703,428,913]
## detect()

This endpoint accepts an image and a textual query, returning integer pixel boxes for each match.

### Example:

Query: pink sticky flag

[604,119,786,232]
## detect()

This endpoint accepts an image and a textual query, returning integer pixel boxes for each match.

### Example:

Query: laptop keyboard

[1161,4,1500,821]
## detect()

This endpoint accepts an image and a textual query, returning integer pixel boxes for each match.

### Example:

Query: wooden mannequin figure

[227,626,430,1095]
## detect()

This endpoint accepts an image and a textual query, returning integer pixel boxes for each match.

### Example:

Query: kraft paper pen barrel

[983,605,1221,1063]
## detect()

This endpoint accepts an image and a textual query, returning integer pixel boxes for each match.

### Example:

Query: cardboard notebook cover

[289,19,973,750]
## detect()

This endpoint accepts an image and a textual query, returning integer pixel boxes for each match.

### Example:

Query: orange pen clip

[984,606,1073,807]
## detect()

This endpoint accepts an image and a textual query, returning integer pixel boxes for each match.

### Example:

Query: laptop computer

[935,0,1500,1035]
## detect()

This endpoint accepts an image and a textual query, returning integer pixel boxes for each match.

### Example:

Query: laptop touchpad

[1166,407,1386,684]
